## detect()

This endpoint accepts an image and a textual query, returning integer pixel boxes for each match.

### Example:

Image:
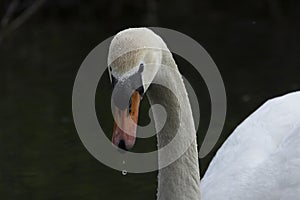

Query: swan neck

[147,66,201,200]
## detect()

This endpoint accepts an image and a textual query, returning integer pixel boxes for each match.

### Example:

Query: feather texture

[109,28,300,200]
[201,92,300,200]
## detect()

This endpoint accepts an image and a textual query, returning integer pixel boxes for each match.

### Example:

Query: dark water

[1,7,300,199]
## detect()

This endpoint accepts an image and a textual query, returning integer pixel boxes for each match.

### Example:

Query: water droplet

[122,170,127,176]
[122,160,125,164]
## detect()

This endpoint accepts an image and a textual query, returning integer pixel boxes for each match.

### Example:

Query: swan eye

[139,63,144,73]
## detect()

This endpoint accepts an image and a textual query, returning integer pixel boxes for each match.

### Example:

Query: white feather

[201,91,300,200]
[109,28,300,200]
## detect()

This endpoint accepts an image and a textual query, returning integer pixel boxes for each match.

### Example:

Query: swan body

[201,91,300,200]
[108,27,300,200]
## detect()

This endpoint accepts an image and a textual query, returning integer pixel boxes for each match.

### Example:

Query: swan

[108,27,300,200]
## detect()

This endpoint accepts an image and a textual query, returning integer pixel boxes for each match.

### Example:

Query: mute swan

[108,28,300,200]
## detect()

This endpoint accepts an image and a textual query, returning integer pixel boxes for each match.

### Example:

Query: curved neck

[147,65,201,200]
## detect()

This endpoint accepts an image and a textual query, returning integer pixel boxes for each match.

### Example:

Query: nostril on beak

[118,140,127,151]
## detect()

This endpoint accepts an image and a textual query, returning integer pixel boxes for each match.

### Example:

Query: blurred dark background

[0,0,299,199]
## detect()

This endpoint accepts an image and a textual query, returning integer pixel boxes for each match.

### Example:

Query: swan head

[108,28,165,150]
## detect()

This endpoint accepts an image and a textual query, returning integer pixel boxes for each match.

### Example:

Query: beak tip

[112,135,135,151]
[118,139,127,151]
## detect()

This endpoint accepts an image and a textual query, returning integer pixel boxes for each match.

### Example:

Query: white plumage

[201,91,300,200]
[109,28,300,199]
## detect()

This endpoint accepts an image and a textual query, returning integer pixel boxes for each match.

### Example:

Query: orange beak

[112,91,141,150]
